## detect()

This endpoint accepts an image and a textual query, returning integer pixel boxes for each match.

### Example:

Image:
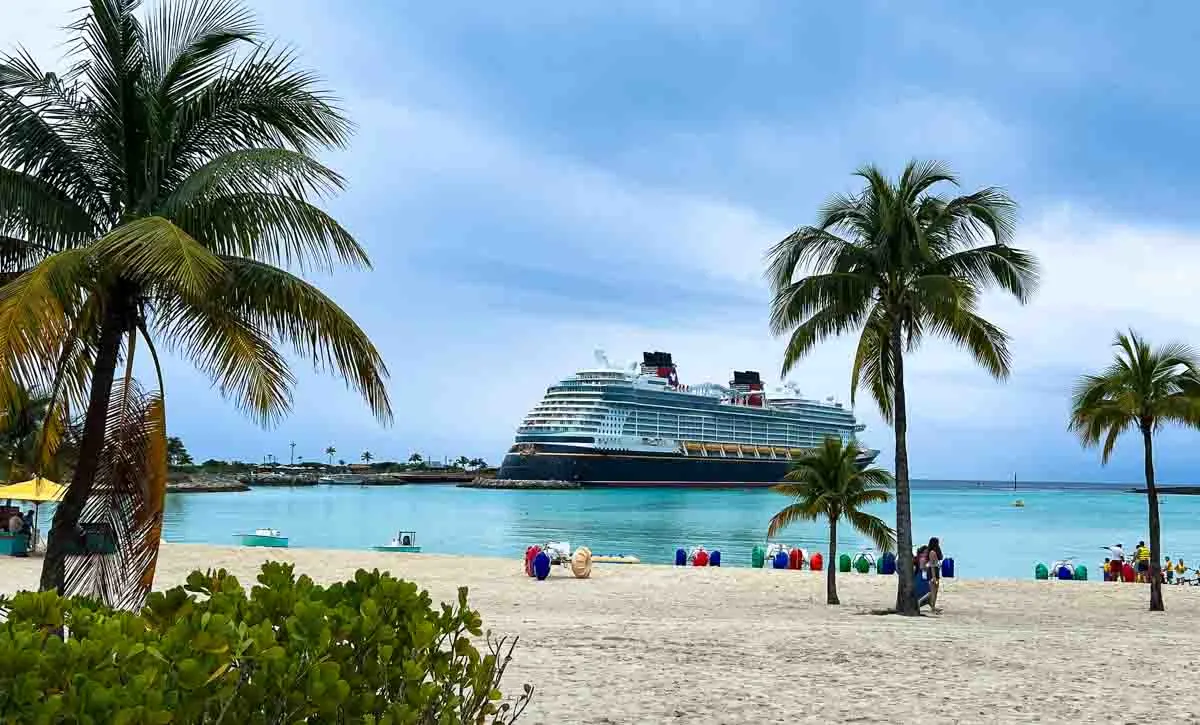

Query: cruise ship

[495,351,878,487]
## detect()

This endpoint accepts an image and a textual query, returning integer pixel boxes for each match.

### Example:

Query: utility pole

[289,441,296,465]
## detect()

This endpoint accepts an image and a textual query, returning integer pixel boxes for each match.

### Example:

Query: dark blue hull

[496,444,879,488]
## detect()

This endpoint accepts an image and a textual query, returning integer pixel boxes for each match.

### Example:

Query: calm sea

[146,480,1200,580]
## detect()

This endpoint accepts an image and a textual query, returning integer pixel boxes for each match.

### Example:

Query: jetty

[458,478,580,490]
[166,474,250,493]
[1126,485,1200,495]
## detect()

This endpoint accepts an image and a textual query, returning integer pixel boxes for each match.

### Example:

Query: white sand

[3,544,1199,724]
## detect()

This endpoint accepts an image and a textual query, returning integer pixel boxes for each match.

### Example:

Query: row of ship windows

[538,394,855,424]
[522,411,853,435]
[520,423,848,445]
[529,406,855,430]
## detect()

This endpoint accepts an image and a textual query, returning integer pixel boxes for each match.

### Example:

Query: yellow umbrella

[0,476,66,502]
[0,477,66,554]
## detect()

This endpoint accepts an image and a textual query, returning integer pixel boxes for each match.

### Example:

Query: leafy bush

[0,563,532,723]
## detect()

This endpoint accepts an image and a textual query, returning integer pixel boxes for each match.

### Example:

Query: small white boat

[318,474,365,485]
[240,528,288,547]
[372,530,421,553]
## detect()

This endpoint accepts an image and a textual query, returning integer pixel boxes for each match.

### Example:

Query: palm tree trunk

[827,515,839,605]
[39,298,128,594]
[890,322,916,614]
[1142,424,1164,612]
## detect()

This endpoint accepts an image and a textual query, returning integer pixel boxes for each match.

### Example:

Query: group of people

[915,536,943,613]
[1104,541,1190,583]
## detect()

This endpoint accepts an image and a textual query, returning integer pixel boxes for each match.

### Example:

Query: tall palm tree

[768,437,894,605]
[361,450,373,463]
[325,445,336,465]
[766,161,1038,613]
[1069,330,1200,612]
[0,0,391,601]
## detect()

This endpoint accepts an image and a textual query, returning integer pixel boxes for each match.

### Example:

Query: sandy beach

[3,544,1199,724]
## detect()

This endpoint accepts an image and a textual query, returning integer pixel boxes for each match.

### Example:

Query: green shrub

[0,563,532,723]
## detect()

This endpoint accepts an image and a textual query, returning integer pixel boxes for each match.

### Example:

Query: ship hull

[496,443,879,488]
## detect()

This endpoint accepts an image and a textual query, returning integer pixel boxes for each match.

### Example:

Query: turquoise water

[152,481,1200,580]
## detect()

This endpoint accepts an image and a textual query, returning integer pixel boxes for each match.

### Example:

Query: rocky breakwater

[166,473,250,493]
[458,478,581,490]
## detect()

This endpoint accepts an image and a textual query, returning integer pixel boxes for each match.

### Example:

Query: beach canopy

[0,477,66,503]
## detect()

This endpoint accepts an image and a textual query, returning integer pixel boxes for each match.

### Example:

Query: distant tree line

[165,437,490,474]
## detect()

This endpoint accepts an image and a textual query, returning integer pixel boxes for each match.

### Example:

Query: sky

[5,1,1200,482]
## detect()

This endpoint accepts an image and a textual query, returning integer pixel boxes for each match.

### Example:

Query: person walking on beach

[925,537,944,613]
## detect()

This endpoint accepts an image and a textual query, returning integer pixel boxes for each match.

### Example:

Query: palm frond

[213,257,391,423]
[92,216,225,299]
[168,42,351,171]
[766,502,819,539]
[0,249,95,410]
[849,307,894,422]
[925,244,1038,304]
[925,302,1012,380]
[846,509,896,552]
[65,0,149,197]
[144,0,257,98]
[162,147,345,208]
[768,272,873,337]
[764,225,865,291]
[0,55,108,219]
[62,378,167,609]
[0,167,99,250]
[780,305,870,377]
[898,159,957,203]
[178,192,368,272]
[151,294,295,426]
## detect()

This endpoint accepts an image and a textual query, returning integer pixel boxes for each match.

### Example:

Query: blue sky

[7,1,1200,481]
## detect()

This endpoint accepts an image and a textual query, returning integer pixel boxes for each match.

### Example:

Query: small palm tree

[454,455,470,469]
[1069,330,1200,612]
[325,445,336,465]
[768,437,895,605]
[766,161,1038,613]
[408,452,423,464]
[361,450,373,463]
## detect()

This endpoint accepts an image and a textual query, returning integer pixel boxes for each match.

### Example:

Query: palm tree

[361,450,373,463]
[768,437,895,605]
[325,445,336,465]
[766,161,1038,613]
[0,0,392,601]
[1069,330,1200,612]
[454,455,470,469]
[408,452,423,465]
